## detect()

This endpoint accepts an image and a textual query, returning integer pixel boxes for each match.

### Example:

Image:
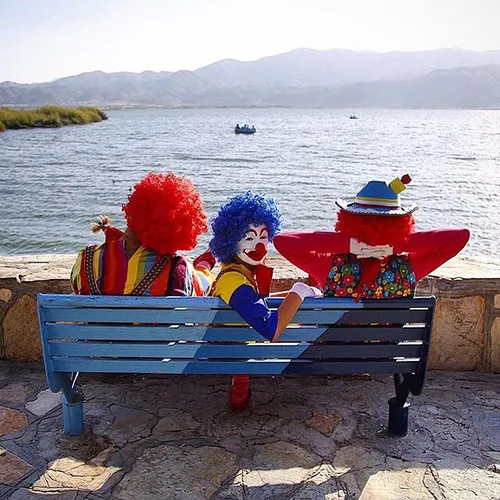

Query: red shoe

[229,375,250,411]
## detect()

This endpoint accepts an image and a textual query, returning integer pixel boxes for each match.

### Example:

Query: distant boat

[235,124,256,134]
[349,115,358,120]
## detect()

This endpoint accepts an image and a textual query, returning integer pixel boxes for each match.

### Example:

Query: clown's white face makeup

[237,224,269,266]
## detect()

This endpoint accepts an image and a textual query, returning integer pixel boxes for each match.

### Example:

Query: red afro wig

[122,172,208,254]
[335,210,416,246]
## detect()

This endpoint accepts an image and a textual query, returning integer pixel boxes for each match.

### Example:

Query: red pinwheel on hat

[274,174,470,300]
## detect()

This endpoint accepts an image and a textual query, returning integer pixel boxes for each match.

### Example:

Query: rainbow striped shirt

[71,239,212,296]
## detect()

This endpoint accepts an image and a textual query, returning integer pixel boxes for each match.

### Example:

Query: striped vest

[70,239,205,296]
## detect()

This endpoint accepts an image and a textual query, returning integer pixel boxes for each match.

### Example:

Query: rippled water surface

[0,108,499,257]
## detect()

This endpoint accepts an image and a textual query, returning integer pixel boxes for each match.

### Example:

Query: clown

[209,191,321,410]
[273,175,470,299]
[71,172,215,297]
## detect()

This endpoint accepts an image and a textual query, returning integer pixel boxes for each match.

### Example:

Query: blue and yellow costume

[208,191,320,411]
[209,191,287,411]
[210,262,276,340]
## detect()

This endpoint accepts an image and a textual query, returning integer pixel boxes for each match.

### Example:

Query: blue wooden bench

[37,294,435,437]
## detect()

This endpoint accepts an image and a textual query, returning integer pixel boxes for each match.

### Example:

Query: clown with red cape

[274,175,470,298]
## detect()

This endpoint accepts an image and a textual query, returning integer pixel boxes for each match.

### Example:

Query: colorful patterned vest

[323,254,416,299]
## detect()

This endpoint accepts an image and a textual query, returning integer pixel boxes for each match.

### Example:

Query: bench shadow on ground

[1,366,499,499]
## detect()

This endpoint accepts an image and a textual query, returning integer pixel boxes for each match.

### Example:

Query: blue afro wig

[209,191,282,263]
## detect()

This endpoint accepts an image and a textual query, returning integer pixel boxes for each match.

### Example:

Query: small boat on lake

[235,124,256,134]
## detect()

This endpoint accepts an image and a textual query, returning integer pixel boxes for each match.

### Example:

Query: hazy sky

[1,0,499,83]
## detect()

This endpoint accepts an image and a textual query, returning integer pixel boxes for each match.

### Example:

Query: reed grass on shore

[0,105,108,131]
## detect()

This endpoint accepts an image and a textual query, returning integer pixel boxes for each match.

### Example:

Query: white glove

[290,282,323,300]
[350,238,393,259]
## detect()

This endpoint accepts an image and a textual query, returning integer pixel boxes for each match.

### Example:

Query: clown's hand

[350,239,393,259]
[290,282,323,300]
[309,286,323,298]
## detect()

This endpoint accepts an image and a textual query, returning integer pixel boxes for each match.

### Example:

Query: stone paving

[0,361,499,499]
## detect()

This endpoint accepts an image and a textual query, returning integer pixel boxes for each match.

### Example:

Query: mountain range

[2,48,500,109]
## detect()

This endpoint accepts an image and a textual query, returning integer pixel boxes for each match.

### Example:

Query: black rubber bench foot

[388,397,410,436]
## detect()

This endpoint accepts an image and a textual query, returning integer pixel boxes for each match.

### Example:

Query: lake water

[0,108,499,258]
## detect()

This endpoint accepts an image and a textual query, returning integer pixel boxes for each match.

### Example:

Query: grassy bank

[0,106,108,131]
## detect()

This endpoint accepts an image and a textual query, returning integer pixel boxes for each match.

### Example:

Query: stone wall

[1,254,499,372]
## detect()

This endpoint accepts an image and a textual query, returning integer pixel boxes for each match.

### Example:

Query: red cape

[273,229,470,288]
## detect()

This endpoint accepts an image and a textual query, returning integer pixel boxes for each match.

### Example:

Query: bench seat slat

[48,342,424,359]
[41,308,429,325]
[51,358,420,375]
[43,324,427,342]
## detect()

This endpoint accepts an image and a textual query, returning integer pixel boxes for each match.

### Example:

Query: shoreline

[0,105,107,131]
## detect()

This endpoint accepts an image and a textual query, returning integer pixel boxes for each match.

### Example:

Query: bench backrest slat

[39,307,430,325]
[43,323,427,342]
[51,357,420,375]
[48,341,424,359]
[38,294,436,310]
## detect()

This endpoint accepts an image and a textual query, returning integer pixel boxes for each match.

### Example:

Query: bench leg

[388,397,410,436]
[62,393,84,435]
[388,373,413,436]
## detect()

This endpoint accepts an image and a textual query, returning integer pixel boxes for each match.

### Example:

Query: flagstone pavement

[0,361,499,499]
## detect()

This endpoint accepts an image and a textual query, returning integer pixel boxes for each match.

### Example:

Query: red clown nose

[246,243,267,261]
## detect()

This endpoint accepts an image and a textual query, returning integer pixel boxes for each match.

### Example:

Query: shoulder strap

[83,245,101,295]
[130,254,171,296]
[165,255,188,296]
